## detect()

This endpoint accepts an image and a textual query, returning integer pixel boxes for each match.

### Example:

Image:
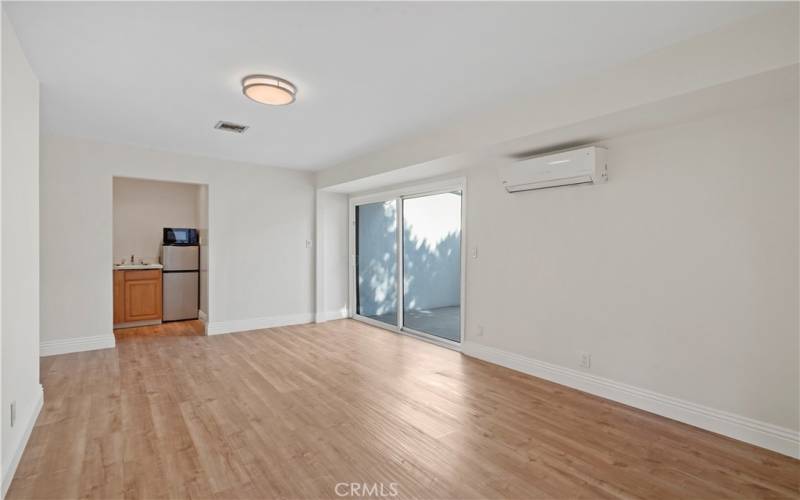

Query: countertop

[113,263,164,270]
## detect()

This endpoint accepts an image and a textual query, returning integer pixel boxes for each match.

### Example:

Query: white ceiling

[4,2,770,171]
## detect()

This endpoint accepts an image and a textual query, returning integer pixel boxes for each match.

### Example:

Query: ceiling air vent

[214,121,249,134]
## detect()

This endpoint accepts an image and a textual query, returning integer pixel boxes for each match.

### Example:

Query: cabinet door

[113,271,125,324]
[124,277,162,321]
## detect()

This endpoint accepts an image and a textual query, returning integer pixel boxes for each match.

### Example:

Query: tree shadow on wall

[357,202,460,317]
[356,202,398,317]
[403,228,461,312]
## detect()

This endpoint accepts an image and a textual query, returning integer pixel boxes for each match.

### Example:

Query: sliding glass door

[355,200,398,326]
[402,191,462,341]
[352,184,463,344]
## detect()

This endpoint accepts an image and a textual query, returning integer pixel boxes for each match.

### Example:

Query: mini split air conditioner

[498,146,608,193]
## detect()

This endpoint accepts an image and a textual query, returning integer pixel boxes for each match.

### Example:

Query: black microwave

[163,228,199,246]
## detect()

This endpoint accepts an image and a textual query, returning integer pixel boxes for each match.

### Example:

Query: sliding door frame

[348,177,467,350]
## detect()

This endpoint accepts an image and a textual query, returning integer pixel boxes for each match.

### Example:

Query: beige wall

[1,12,41,494]
[41,135,315,344]
[464,101,798,431]
[112,177,202,264]
[315,191,349,321]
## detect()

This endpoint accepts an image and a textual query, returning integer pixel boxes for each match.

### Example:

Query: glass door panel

[355,200,398,326]
[402,191,462,341]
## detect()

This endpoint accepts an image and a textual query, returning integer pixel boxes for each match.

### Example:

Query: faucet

[130,254,134,264]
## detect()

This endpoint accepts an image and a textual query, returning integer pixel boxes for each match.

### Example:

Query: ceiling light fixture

[241,75,297,106]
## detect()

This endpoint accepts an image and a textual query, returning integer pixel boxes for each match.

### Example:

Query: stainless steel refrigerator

[160,245,199,321]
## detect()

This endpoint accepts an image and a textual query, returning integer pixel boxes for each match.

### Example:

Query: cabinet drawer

[124,269,161,281]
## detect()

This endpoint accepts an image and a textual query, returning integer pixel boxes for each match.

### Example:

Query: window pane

[356,201,398,326]
[403,191,461,341]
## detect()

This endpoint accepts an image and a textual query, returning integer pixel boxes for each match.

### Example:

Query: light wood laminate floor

[8,320,799,499]
[113,319,205,340]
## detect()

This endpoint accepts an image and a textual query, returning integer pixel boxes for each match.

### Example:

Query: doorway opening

[112,177,209,339]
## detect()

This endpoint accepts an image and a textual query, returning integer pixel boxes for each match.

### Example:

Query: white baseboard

[2,385,43,497]
[206,313,314,336]
[40,334,116,357]
[198,309,208,322]
[315,309,348,323]
[462,341,799,459]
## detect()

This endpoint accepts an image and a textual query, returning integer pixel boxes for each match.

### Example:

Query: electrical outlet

[477,325,484,337]
[10,401,16,427]
[305,240,312,249]
[579,352,591,369]
[471,247,478,259]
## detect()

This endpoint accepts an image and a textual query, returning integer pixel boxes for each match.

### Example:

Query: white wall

[1,12,42,495]
[197,184,209,316]
[41,134,315,345]
[315,191,348,321]
[464,101,798,433]
[113,177,201,264]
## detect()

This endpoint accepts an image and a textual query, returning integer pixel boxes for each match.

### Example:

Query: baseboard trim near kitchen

[461,341,800,459]
[2,385,43,497]
[315,309,348,323]
[206,313,314,336]
[113,319,161,329]
[40,334,116,357]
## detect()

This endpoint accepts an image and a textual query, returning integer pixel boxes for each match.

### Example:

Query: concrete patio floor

[365,305,460,342]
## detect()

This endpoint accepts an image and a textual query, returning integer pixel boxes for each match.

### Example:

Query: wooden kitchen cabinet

[113,271,125,324]
[114,269,162,326]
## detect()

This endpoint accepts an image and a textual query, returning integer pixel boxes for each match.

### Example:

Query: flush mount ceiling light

[241,75,297,106]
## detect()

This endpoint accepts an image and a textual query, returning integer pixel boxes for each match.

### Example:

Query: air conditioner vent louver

[497,146,608,193]
[214,121,249,134]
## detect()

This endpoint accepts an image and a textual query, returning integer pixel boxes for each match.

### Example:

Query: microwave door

[164,227,198,246]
